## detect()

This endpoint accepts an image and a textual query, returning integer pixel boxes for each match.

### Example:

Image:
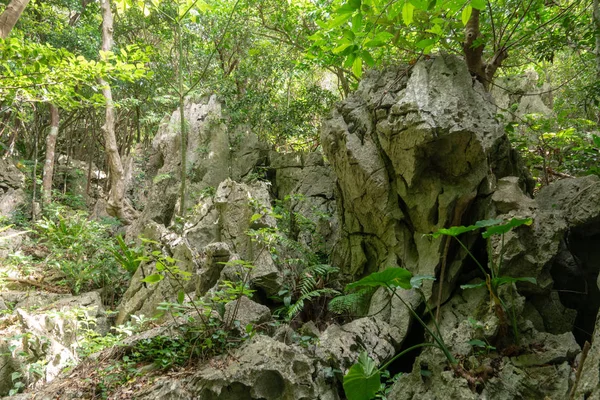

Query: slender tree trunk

[594,0,600,79]
[99,0,134,224]
[177,22,187,216]
[31,110,39,219]
[463,9,507,90]
[0,0,30,39]
[42,104,59,207]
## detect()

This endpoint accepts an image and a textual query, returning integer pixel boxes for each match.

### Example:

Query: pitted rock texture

[131,95,269,229]
[321,54,531,297]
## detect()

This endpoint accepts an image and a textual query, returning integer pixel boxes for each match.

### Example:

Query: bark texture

[594,0,600,79]
[463,9,507,90]
[42,104,59,206]
[99,0,135,224]
[0,0,30,39]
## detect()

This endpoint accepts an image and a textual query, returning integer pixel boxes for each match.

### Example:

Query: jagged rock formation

[321,54,531,298]
[130,95,269,229]
[8,57,600,400]
[0,291,107,396]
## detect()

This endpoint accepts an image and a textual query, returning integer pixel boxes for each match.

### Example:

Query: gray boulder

[321,54,531,307]
[134,335,339,400]
[134,96,268,228]
[315,317,396,370]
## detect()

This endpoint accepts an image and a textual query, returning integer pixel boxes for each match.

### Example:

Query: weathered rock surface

[132,96,269,228]
[117,179,281,324]
[134,335,339,400]
[0,291,107,396]
[321,54,532,337]
[491,175,600,342]
[316,317,396,370]
[0,158,25,191]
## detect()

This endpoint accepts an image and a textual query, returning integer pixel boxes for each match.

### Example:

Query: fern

[328,288,374,316]
[286,264,340,320]
[287,288,340,320]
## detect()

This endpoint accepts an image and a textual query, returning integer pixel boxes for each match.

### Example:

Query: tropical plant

[338,267,455,400]
[431,217,536,341]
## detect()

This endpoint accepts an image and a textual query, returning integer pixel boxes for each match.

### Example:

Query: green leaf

[410,275,435,289]
[415,38,436,49]
[361,50,375,67]
[481,218,532,238]
[142,274,164,284]
[471,0,486,10]
[352,13,363,31]
[346,267,413,290]
[594,134,600,148]
[352,56,362,78]
[402,2,415,25]
[426,24,443,35]
[250,213,262,223]
[431,219,502,238]
[460,281,486,289]
[327,13,352,29]
[177,290,185,304]
[461,5,473,26]
[468,339,487,347]
[333,42,354,54]
[343,352,380,400]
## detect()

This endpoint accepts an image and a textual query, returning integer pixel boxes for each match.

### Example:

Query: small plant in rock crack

[338,267,456,400]
[141,247,256,362]
[248,196,339,323]
[431,217,537,343]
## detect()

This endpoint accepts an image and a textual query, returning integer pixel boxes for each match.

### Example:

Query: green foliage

[35,204,128,299]
[432,218,537,342]
[285,263,340,320]
[337,267,455,400]
[328,287,373,316]
[346,267,413,290]
[343,351,381,400]
[109,235,143,276]
[508,115,600,186]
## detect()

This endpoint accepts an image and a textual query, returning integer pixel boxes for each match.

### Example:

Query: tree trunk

[177,22,187,216]
[463,9,507,90]
[0,0,30,39]
[42,104,59,207]
[99,0,134,224]
[594,0,600,79]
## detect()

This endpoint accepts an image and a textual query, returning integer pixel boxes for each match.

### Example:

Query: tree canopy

[0,0,599,219]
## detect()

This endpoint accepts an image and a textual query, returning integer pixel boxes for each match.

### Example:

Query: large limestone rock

[117,180,282,324]
[134,96,268,228]
[490,175,600,342]
[321,54,530,297]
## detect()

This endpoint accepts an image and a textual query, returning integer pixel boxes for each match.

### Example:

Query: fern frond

[287,288,341,320]
[328,288,374,316]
